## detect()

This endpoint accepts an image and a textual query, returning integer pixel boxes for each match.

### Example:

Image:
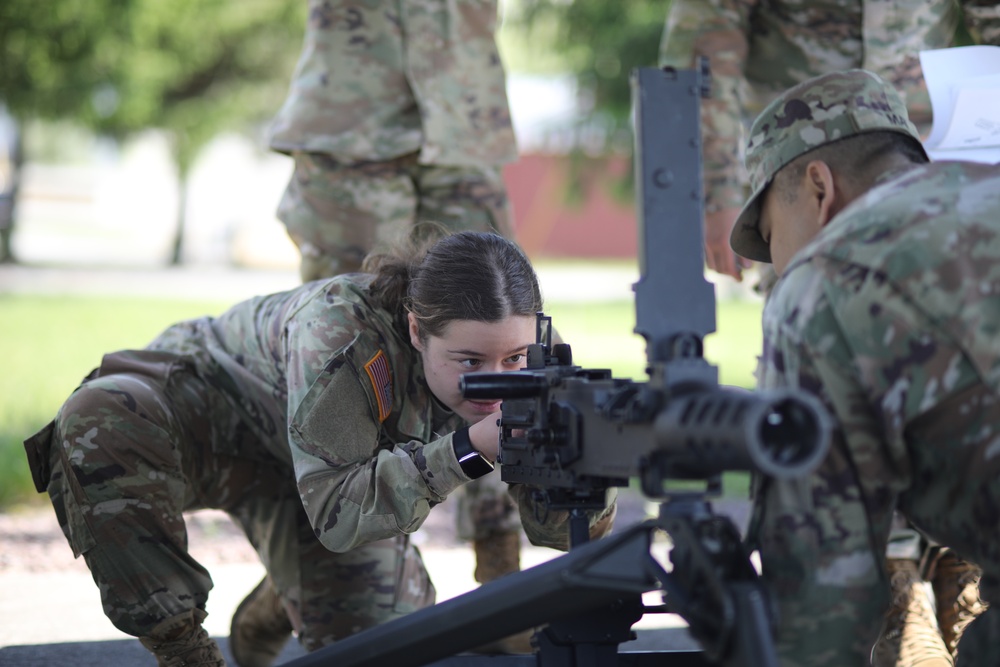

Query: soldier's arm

[753,268,898,665]
[506,484,617,552]
[288,362,472,554]
[282,297,472,553]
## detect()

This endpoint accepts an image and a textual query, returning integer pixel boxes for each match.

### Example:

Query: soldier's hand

[705,207,752,281]
[468,410,502,462]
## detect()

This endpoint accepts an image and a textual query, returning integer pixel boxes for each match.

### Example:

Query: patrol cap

[730,69,926,263]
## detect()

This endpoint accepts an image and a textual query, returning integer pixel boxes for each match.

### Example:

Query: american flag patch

[364,350,393,422]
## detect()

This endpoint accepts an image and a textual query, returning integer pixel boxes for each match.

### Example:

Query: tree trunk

[168,157,188,266]
[0,112,23,264]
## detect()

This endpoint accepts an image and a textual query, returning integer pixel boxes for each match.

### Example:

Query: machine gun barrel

[651,387,829,481]
[459,372,549,400]
[458,371,829,489]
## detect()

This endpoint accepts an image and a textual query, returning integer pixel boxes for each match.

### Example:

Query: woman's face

[408,313,537,424]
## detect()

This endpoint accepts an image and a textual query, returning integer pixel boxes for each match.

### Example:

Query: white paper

[919,46,1000,164]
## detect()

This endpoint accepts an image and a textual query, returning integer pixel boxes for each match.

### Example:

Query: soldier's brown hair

[364,230,543,341]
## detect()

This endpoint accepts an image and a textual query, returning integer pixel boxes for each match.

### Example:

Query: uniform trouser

[276,151,514,282]
[28,353,435,651]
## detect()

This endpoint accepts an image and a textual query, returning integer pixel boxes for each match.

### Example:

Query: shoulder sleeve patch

[363,349,393,422]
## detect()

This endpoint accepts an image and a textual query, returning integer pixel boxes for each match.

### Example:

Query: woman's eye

[505,354,526,365]
[460,359,483,369]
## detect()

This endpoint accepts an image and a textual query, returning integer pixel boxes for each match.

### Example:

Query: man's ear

[804,160,838,228]
[407,312,424,350]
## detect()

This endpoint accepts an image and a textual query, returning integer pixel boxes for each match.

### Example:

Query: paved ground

[0,490,749,666]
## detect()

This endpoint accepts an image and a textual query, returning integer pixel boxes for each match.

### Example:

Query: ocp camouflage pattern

[659,0,1000,213]
[730,68,924,263]
[276,151,513,280]
[753,160,1000,666]
[269,0,518,166]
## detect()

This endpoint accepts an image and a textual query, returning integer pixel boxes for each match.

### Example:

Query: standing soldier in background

[263,0,531,656]
[659,0,1000,283]
[660,2,1000,665]
[0,105,21,264]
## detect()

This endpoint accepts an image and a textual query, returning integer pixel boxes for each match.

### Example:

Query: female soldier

[23,231,616,667]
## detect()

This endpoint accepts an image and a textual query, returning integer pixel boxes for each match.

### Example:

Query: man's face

[409,314,536,424]
[759,179,825,276]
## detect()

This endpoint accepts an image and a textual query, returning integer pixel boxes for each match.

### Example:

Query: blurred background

[0,0,763,508]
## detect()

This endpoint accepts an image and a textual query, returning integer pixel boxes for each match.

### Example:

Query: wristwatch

[452,427,495,479]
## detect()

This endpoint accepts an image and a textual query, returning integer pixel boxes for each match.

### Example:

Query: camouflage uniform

[659,0,1000,217]
[663,7,1000,659]
[23,274,615,651]
[269,0,518,281]
[729,70,1000,666]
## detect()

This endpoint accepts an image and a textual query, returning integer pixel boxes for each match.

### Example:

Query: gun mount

[285,63,831,667]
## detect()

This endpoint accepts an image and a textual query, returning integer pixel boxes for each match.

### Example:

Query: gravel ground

[0,488,746,655]
[0,499,468,574]
[0,488,747,574]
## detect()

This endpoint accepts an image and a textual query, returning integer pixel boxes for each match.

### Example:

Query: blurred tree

[0,0,306,264]
[0,105,21,263]
[502,0,668,201]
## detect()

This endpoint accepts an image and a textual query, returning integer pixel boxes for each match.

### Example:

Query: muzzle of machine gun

[650,387,830,482]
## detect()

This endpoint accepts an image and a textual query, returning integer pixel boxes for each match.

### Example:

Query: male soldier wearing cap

[731,69,999,666]
[661,4,1000,664]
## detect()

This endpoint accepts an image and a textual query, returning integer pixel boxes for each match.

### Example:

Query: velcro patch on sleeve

[363,349,393,422]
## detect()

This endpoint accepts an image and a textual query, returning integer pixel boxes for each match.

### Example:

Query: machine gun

[285,63,831,667]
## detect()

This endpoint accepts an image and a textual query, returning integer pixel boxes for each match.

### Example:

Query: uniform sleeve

[659,0,755,212]
[753,267,900,665]
[963,0,1000,44]
[508,485,617,551]
[283,302,471,553]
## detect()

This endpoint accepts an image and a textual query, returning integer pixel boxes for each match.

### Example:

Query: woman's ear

[407,312,424,351]
[804,160,839,228]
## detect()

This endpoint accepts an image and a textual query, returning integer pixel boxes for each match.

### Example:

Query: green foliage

[502,0,670,203]
[0,0,306,169]
[505,0,668,155]
[545,296,762,388]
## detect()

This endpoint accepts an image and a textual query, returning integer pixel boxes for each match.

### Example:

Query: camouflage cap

[730,69,926,263]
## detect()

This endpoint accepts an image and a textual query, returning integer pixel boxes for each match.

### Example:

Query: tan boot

[229,576,293,667]
[872,559,953,667]
[470,530,536,654]
[139,610,226,667]
[931,552,989,661]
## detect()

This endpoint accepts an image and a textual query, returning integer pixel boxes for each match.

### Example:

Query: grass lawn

[0,291,763,509]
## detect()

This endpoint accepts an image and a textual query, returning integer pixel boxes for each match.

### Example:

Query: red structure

[504,153,637,259]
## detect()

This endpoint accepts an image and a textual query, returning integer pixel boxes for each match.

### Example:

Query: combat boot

[931,552,988,661]
[471,530,536,654]
[139,610,226,667]
[871,558,953,667]
[230,576,294,667]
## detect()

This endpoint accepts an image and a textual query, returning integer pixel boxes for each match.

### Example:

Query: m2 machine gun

[286,65,831,667]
